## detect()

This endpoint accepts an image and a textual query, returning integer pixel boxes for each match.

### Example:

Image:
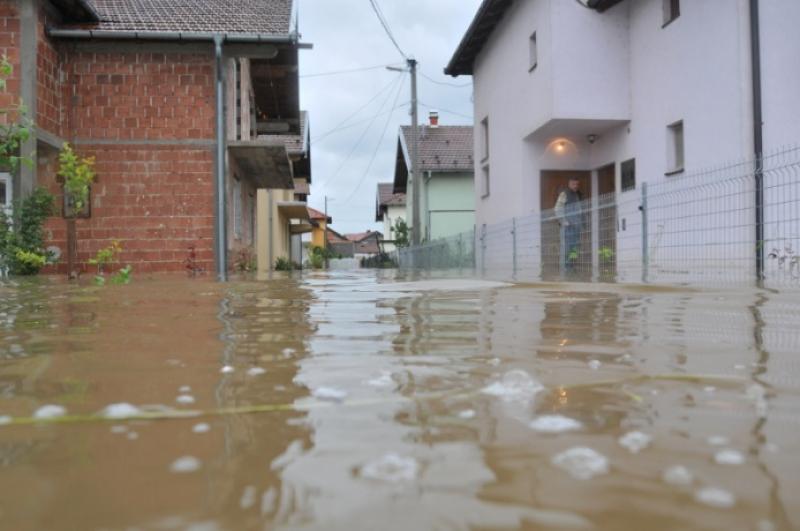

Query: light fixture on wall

[555,141,566,153]
[587,134,598,144]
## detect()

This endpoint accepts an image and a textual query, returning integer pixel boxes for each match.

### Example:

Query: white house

[445,0,800,284]
[375,183,406,253]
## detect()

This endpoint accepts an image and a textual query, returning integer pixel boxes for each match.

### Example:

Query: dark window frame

[621,158,636,192]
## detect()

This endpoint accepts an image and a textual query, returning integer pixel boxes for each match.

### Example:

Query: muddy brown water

[0,270,798,531]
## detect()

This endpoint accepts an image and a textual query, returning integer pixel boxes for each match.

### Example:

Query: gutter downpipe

[214,34,228,282]
[750,0,764,283]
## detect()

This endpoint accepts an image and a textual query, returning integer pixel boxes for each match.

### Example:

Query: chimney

[429,110,439,128]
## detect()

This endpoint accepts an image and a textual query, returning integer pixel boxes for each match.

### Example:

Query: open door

[540,170,591,279]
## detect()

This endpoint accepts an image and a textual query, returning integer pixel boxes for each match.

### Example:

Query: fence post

[481,224,487,276]
[511,217,517,280]
[641,181,649,283]
[458,233,464,274]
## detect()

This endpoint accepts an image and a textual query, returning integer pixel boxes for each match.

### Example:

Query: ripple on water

[618,431,652,453]
[312,387,348,401]
[360,453,419,483]
[192,423,211,434]
[247,367,266,377]
[662,465,694,486]
[101,403,141,419]
[694,487,736,508]
[170,456,202,473]
[481,369,544,403]
[552,447,609,480]
[33,405,66,419]
[529,415,583,434]
[714,449,745,465]
[176,394,195,405]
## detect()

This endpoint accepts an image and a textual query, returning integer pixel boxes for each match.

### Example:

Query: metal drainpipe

[214,35,228,281]
[750,0,764,282]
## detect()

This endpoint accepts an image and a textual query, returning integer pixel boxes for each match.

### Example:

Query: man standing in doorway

[554,177,584,274]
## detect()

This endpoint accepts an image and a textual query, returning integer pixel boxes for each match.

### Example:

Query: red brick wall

[39,49,218,274]
[0,0,20,124]
[36,4,66,139]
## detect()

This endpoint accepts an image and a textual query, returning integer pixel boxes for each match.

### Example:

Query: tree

[393,218,410,248]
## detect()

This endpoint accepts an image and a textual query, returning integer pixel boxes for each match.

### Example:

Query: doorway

[595,164,617,280]
[540,170,592,279]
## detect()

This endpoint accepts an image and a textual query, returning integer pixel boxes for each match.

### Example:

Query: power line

[419,101,473,121]
[311,103,409,146]
[368,0,407,60]
[301,63,402,78]
[420,71,472,88]
[340,75,406,206]
[319,73,405,189]
[310,76,402,145]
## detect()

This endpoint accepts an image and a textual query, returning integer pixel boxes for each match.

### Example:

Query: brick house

[0,0,311,276]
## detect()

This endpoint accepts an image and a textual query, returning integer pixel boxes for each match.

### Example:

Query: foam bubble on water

[662,465,694,486]
[261,488,277,516]
[360,453,419,482]
[176,394,196,405]
[239,485,257,510]
[707,435,729,446]
[734,364,747,371]
[552,447,609,480]
[170,456,202,473]
[312,387,348,401]
[127,431,139,440]
[529,415,583,434]
[0,415,11,425]
[179,385,191,393]
[618,431,652,453]
[587,359,602,370]
[487,357,501,366]
[481,369,544,403]
[110,425,128,434]
[694,487,736,508]
[220,365,235,374]
[281,348,295,359]
[192,423,211,434]
[247,367,266,377]
[757,519,776,531]
[33,405,67,419]
[746,383,768,418]
[101,403,142,419]
[366,371,394,388]
[458,409,476,419]
[704,386,716,394]
[714,449,745,465]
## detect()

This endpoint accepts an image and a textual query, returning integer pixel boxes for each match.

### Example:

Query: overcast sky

[297,0,482,235]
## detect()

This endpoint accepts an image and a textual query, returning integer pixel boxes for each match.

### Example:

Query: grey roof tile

[401,125,474,172]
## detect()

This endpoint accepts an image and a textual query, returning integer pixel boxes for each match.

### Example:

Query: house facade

[1,0,311,276]
[375,183,405,252]
[393,115,475,242]
[446,0,800,281]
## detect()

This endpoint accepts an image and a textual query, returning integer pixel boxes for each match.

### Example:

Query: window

[528,31,538,71]
[621,158,636,192]
[0,173,11,216]
[233,177,242,239]
[663,0,679,26]
[480,117,489,162]
[481,166,490,199]
[666,121,684,174]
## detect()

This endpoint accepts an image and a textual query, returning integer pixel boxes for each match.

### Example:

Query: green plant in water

[0,188,55,275]
[598,246,615,262]
[110,265,133,285]
[234,247,256,272]
[57,143,96,213]
[392,218,410,248]
[275,256,300,271]
[88,241,132,285]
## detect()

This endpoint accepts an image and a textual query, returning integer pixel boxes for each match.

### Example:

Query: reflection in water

[0,272,798,530]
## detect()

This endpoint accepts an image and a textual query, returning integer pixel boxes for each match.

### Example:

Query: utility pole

[324,195,329,268]
[409,58,420,247]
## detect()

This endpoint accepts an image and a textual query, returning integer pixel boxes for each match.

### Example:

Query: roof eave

[47,28,301,44]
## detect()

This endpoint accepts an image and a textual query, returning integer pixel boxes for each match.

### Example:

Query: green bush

[275,256,300,271]
[0,188,55,275]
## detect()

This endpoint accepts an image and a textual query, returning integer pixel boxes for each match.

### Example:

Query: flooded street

[0,271,799,531]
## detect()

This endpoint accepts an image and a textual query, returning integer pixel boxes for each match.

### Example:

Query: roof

[265,110,309,156]
[307,206,331,223]
[400,126,474,172]
[445,0,623,76]
[376,182,406,221]
[345,231,383,255]
[56,0,294,35]
[326,228,349,244]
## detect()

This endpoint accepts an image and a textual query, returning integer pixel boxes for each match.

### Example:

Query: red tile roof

[400,125,474,172]
[66,0,294,35]
[307,206,331,223]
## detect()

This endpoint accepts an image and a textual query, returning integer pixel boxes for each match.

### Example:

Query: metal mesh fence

[392,145,800,288]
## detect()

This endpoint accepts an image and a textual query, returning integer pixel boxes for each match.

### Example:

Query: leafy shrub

[0,188,55,275]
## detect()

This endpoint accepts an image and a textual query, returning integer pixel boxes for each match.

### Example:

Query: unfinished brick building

[1,0,311,275]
